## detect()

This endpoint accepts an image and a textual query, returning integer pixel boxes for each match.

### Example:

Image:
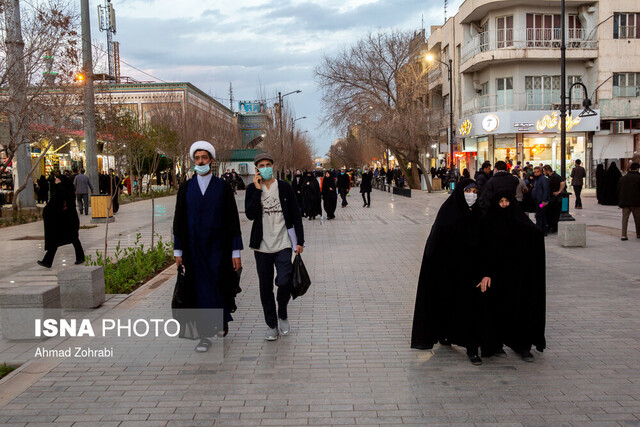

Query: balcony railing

[462,28,597,63]
[462,91,573,115]
[612,85,640,98]
[428,67,442,83]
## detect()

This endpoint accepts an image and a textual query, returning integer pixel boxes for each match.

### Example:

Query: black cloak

[291,173,304,207]
[301,173,322,218]
[483,191,546,353]
[37,175,49,202]
[595,164,605,204]
[601,162,622,206]
[43,176,79,252]
[321,173,337,218]
[360,171,373,193]
[411,178,486,350]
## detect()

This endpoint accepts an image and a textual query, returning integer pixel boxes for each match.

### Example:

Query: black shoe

[469,354,482,365]
[37,260,52,268]
[438,338,451,346]
[621,237,628,241]
[520,351,534,362]
[75,258,85,265]
[366,204,370,208]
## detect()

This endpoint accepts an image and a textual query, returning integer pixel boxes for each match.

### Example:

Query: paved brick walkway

[0,187,639,426]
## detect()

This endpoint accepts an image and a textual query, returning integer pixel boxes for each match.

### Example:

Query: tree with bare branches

[315,30,436,190]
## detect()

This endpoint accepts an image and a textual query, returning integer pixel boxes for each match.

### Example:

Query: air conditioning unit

[610,121,625,134]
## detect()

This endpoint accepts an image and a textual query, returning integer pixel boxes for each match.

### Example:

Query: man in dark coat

[474,161,492,191]
[321,170,337,219]
[337,167,350,208]
[360,167,373,207]
[531,166,550,234]
[38,175,84,268]
[246,153,304,341]
[617,162,640,241]
[478,161,519,212]
[570,159,586,209]
[173,141,243,352]
[543,165,566,233]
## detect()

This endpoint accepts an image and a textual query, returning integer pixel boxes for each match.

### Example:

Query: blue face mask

[258,166,273,181]
[194,164,210,175]
[341,172,345,175]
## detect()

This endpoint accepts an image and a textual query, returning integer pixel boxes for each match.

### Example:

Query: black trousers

[361,191,370,206]
[339,189,348,206]
[42,239,84,266]
[535,204,548,233]
[254,248,293,329]
[76,193,89,215]
[546,196,561,231]
[573,185,582,207]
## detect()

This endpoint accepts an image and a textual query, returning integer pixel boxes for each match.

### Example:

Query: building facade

[425,0,640,185]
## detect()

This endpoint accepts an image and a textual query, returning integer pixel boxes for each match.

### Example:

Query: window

[497,16,514,48]
[479,21,489,52]
[613,73,640,97]
[479,82,489,111]
[569,75,584,102]
[527,13,561,47]
[525,76,561,109]
[496,77,513,109]
[614,13,640,39]
[568,14,583,42]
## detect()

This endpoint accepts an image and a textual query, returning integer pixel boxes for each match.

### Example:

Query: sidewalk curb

[0,263,178,410]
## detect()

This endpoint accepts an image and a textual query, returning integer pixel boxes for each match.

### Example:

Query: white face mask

[464,192,477,207]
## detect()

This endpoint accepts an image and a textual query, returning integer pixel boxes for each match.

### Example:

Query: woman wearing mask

[412,179,493,365]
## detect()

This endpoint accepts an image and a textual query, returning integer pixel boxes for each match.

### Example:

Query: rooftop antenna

[229,82,234,111]
[97,0,116,79]
[444,0,448,23]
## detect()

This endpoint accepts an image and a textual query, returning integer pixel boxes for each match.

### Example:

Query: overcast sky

[91,0,464,157]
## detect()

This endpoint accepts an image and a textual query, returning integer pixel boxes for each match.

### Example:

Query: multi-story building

[425,0,640,184]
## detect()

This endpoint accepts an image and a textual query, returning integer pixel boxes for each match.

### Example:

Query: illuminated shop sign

[535,112,581,132]
[459,119,472,136]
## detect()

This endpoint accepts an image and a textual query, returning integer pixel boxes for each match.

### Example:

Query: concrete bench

[0,285,60,340]
[58,266,105,309]
[558,222,586,248]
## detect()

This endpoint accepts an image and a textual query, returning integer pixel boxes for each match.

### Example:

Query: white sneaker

[264,327,279,341]
[278,318,290,336]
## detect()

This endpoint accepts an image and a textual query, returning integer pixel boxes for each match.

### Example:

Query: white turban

[189,141,216,161]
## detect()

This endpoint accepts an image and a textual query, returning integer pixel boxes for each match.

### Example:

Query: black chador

[321,171,337,220]
[483,192,546,355]
[301,172,322,220]
[411,178,486,351]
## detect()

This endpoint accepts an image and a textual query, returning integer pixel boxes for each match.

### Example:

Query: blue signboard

[238,101,266,114]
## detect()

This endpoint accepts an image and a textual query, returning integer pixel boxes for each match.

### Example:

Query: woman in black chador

[301,171,322,220]
[38,175,84,268]
[321,170,337,220]
[412,178,491,364]
[600,162,623,206]
[595,164,605,204]
[480,191,546,362]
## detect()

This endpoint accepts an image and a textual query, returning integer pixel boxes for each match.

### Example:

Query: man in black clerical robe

[173,140,243,352]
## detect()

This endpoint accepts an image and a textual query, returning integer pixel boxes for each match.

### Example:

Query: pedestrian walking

[617,162,640,241]
[479,192,546,362]
[321,170,337,220]
[360,167,373,207]
[245,152,304,341]
[412,179,494,365]
[531,166,550,235]
[601,162,623,206]
[512,169,528,210]
[337,167,350,207]
[570,159,586,209]
[36,175,49,203]
[73,169,94,216]
[301,171,321,220]
[38,175,85,268]
[474,161,492,191]
[291,170,304,211]
[595,164,605,204]
[542,165,566,233]
[108,169,121,214]
[173,141,243,352]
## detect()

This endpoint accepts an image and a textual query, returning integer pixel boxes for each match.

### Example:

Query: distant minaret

[229,82,234,111]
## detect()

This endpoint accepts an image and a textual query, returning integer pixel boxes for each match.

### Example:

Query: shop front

[458,110,600,183]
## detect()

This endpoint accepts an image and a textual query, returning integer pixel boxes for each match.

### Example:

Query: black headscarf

[411,178,486,350]
[483,191,546,353]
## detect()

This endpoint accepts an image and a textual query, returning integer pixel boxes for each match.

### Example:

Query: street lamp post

[291,116,306,170]
[277,90,301,178]
[426,54,455,191]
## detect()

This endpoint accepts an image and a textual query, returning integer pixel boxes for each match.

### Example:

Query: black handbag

[171,265,188,309]
[291,254,311,299]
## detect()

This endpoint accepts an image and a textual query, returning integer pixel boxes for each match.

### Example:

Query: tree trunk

[12,141,54,210]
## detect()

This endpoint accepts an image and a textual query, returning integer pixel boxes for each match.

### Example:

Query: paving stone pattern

[0,189,639,426]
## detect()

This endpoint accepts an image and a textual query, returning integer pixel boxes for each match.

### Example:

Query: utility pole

[81,0,99,192]
[5,0,35,208]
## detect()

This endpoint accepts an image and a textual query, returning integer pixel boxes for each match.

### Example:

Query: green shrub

[85,233,173,294]
[0,363,15,380]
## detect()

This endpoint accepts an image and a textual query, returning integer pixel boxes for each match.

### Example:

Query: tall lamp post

[559,0,596,221]
[277,90,301,178]
[291,116,306,170]
[426,54,454,172]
